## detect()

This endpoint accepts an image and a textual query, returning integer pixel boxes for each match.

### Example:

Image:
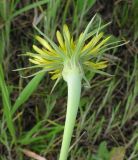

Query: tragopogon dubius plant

[17,15,127,160]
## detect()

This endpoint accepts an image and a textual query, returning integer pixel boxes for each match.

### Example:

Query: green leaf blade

[12,72,45,115]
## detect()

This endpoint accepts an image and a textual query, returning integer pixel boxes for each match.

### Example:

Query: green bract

[27,15,112,82]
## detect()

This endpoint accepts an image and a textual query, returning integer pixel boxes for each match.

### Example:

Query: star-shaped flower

[27,18,111,81]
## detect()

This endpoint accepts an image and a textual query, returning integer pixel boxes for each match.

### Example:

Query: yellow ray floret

[35,35,55,53]
[56,30,65,49]
[82,32,104,52]
[42,48,58,57]
[49,69,62,80]
[33,45,46,55]
[88,36,111,55]
[63,24,71,42]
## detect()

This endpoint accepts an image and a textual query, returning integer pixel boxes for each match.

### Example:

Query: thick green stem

[59,67,82,160]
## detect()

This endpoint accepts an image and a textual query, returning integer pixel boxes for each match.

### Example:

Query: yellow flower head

[25,16,114,81]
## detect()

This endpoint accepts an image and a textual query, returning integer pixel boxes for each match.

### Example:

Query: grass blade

[12,72,45,115]
[11,0,49,19]
[0,64,15,141]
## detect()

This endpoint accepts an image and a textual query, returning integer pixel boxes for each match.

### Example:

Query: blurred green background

[0,0,138,159]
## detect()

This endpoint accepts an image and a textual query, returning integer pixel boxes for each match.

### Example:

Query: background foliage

[0,0,138,159]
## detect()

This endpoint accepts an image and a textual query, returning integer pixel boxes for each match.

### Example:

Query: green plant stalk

[59,66,82,160]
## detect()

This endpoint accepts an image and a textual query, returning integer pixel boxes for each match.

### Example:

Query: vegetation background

[0,0,138,159]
